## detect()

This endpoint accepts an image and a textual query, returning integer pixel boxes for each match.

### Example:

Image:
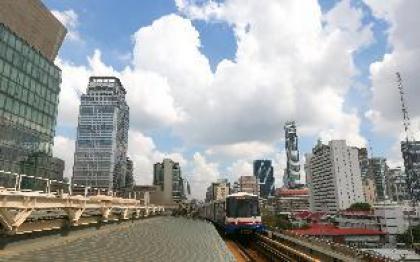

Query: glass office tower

[0,23,64,179]
[253,160,275,198]
[72,77,130,191]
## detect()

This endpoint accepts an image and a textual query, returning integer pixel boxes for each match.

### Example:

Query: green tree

[347,202,372,211]
[397,225,420,245]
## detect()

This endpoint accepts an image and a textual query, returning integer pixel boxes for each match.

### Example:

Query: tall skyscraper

[0,1,66,180]
[401,140,420,202]
[253,160,274,198]
[152,158,186,205]
[72,77,129,191]
[306,140,364,212]
[284,121,301,188]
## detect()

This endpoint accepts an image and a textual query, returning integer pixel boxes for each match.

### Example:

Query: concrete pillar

[66,208,84,225]
[0,208,32,232]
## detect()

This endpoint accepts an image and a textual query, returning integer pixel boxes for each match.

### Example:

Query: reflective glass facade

[72,77,129,190]
[253,160,274,198]
[0,23,61,174]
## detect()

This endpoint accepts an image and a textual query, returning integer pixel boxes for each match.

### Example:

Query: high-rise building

[367,157,389,202]
[386,167,409,202]
[72,77,129,191]
[284,121,301,188]
[151,158,186,205]
[238,175,259,195]
[0,1,66,181]
[125,157,134,189]
[401,140,420,202]
[306,140,364,212]
[253,160,274,198]
[358,148,369,179]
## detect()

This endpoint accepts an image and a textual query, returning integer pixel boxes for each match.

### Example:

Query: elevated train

[199,192,264,235]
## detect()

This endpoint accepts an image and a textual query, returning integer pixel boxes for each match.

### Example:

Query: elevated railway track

[0,188,164,235]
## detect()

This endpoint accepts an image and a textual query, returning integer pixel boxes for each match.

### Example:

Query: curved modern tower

[283,121,301,188]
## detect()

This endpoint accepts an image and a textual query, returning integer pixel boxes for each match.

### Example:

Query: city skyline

[42,0,420,199]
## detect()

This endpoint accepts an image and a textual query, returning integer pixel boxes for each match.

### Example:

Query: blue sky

[44,0,416,198]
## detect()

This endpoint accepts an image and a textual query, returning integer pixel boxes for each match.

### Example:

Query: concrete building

[72,77,129,191]
[306,140,365,213]
[253,160,274,198]
[238,176,259,195]
[367,157,389,202]
[205,179,230,202]
[362,177,376,205]
[284,121,301,188]
[275,188,310,213]
[151,159,186,206]
[401,140,420,201]
[386,167,409,202]
[0,1,66,181]
[374,203,420,244]
[231,181,240,194]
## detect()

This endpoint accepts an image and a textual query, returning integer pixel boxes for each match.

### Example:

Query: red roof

[289,224,386,236]
[339,210,375,216]
[293,211,327,222]
[276,187,309,196]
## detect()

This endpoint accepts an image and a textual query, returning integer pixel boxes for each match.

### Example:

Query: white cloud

[54,0,378,197]
[172,0,370,147]
[53,136,75,179]
[51,9,82,42]
[188,152,220,199]
[128,131,186,185]
[206,141,275,160]
[363,1,420,165]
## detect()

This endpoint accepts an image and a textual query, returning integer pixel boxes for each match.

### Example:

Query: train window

[226,197,260,218]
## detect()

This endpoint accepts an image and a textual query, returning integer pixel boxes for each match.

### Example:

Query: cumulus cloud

[188,152,220,199]
[128,131,186,185]
[54,1,378,198]
[363,1,420,164]
[173,0,370,147]
[53,136,75,179]
[51,9,82,42]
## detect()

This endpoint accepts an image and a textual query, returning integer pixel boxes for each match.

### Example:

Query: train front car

[224,192,264,235]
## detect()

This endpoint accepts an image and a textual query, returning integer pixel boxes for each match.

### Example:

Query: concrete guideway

[0,217,235,262]
[0,189,164,234]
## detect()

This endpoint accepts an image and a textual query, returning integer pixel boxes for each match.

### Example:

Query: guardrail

[0,171,165,235]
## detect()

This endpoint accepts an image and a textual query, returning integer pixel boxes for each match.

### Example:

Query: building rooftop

[276,188,309,196]
[0,0,67,61]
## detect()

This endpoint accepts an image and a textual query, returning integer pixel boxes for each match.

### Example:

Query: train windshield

[226,197,260,218]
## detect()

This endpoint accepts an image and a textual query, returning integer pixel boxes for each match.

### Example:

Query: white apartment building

[306,140,365,212]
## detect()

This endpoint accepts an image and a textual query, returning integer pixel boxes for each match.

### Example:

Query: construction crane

[397,72,418,246]
[397,72,412,142]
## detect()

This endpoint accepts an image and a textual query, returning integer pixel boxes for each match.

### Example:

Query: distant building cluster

[151,158,187,206]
